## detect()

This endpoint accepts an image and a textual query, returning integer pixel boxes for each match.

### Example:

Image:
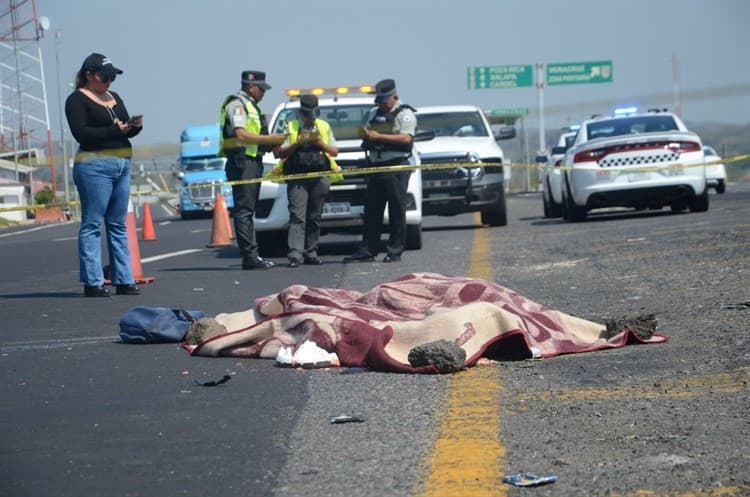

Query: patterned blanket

[187,273,668,373]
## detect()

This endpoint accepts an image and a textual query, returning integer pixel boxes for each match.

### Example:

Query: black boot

[84,285,110,298]
[115,284,140,296]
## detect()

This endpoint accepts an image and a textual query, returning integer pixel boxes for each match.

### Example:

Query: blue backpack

[119,306,206,344]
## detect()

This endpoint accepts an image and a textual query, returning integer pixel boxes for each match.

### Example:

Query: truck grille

[421,155,467,184]
[189,182,221,202]
[327,157,368,205]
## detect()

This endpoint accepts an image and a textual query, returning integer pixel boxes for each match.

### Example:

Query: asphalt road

[1,183,748,497]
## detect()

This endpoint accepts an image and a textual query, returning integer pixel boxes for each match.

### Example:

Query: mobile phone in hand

[127,115,143,126]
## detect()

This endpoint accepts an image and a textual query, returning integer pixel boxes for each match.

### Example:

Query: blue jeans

[73,153,134,286]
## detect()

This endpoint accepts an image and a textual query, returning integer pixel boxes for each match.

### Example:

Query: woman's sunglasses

[95,73,116,84]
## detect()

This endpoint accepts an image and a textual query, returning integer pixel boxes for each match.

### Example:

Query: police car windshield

[182,158,226,172]
[586,115,678,140]
[416,111,489,137]
[272,104,374,140]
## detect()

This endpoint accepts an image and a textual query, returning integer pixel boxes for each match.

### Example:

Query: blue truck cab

[176,124,234,219]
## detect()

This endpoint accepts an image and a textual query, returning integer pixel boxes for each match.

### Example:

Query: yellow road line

[608,486,746,497]
[414,217,746,497]
[514,367,749,404]
[415,214,507,497]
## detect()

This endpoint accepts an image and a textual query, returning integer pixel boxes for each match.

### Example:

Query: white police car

[254,85,424,254]
[560,108,708,222]
[542,126,578,218]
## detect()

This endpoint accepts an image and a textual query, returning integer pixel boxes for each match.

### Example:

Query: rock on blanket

[187,273,668,373]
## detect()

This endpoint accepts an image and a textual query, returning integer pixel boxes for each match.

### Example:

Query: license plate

[429,192,451,199]
[323,202,351,215]
[426,180,455,188]
[628,172,649,182]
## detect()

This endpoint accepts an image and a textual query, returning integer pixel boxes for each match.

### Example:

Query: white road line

[0,223,69,238]
[0,335,117,353]
[141,248,203,263]
[160,204,175,216]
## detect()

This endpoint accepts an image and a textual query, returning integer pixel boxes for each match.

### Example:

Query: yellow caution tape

[1,154,748,214]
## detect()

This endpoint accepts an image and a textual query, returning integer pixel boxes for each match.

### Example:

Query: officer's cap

[299,94,319,117]
[374,78,397,104]
[242,70,271,90]
[81,53,123,78]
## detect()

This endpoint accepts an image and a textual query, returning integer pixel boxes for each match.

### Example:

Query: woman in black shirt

[65,53,143,297]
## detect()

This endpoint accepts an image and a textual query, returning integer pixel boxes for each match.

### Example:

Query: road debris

[502,473,558,487]
[193,375,231,387]
[329,415,366,424]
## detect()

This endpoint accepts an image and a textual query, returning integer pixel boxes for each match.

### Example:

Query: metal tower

[0,0,55,193]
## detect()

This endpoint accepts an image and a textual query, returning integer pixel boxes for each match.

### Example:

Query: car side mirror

[173,171,184,180]
[414,130,436,142]
[494,125,516,141]
[551,146,567,155]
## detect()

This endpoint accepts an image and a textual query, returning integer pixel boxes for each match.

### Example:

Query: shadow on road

[528,209,690,226]
[0,291,81,299]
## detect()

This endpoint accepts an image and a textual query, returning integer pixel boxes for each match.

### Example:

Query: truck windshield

[182,158,226,172]
[416,111,489,137]
[272,104,374,140]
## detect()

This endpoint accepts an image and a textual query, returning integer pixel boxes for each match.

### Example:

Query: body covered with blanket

[186,273,667,373]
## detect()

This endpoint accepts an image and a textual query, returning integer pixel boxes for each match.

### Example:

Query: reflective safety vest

[219,92,263,157]
[270,118,343,183]
[362,104,416,160]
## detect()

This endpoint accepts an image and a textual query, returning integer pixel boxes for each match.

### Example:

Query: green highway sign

[487,108,529,116]
[467,65,534,89]
[546,60,613,85]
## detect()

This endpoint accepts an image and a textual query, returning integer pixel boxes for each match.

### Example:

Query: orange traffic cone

[206,194,233,248]
[222,195,235,240]
[126,200,155,284]
[141,202,157,241]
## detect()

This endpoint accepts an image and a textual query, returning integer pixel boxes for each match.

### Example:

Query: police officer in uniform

[275,94,339,267]
[343,78,416,263]
[219,70,286,270]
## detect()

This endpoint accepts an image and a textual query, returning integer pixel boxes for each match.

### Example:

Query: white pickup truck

[414,105,515,226]
[254,86,425,255]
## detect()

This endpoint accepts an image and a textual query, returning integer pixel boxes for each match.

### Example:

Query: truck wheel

[257,231,287,257]
[405,223,423,250]
[716,180,725,194]
[481,190,508,226]
[689,188,709,212]
[564,177,587,222]
[180,211,194,220]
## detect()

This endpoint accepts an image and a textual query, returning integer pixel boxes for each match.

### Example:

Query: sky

[20,0,750,148]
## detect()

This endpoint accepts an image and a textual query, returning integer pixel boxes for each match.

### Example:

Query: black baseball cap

[374,78,397,104]
[299,94,318,117]
[242,70,271,90]
[81,53,123,77]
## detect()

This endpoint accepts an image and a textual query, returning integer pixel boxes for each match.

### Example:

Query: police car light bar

[285,85,375,99]
[614,106,638,116]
